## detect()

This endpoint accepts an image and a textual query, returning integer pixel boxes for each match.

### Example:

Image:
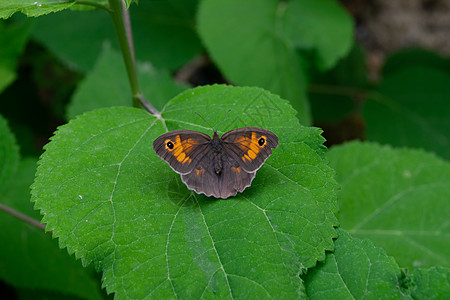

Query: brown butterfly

[153,120,279,199]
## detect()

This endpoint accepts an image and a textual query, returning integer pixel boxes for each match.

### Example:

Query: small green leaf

[131,0,203,71]
[32,9,116,72]
[0,18,32,93]
[305,229,408,299]
[310,43,369,122]
[32,0,202,72]
[32,85,338,298]
[197,0,311,125]
[282,0,354,71]
[66,46,188,119]
[123,0,133,9]
[0,114,19,190]
[363,66,450,160]
[0,0,76,19]
[0,158,104,299]
[409,266,450,299]
[327,141,450,269]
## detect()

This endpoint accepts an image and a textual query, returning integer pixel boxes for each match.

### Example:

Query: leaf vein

[195,196,234,299]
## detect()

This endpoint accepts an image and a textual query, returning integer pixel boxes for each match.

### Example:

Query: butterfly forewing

[221,127,279,172]
[153,130,211,175]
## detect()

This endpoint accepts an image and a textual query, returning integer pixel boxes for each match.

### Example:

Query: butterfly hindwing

[181,152,256,199]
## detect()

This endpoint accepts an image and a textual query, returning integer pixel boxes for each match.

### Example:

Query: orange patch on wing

[176,152,186,163]
[195,168,205,175]
[236,132,267,162]
[248,150,257,160]
[168,135,199,164]
[174,146,183,157]
[242,154,251,162]
[231,166,241,173]
[249,142,260,154]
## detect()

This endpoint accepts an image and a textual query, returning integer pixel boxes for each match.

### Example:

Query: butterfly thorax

[211,132,224,175]
[211,132,223,151]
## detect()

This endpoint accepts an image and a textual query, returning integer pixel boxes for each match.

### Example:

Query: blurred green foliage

[0,0,449,299]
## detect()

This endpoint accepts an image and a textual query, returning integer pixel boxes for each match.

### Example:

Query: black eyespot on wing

[167,141,174,149]
[258,137,265,146]
[221,127,279,173]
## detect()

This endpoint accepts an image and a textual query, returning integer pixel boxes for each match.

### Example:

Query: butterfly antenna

[215,109,231,132]
[195,112,215,131]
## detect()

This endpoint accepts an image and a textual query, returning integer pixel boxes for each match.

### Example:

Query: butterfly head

[195,110,231,136]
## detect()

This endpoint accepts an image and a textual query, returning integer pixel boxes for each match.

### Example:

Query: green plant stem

[0,203,46,231]
[107,0,158,115]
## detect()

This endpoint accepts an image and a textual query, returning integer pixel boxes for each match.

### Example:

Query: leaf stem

[0,203,46,232]
[107,0,159,115]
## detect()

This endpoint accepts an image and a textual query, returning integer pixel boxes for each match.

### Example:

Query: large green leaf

[327,141,450,270]
[32,9,116,72]
[0,114,19,190]
[363,66,450,160]
[0,158,104,299]
[305,229,408,299]
[66,45,188,119]
[32,85,338,298]
[197,0,310,125]
[197,0,353,125]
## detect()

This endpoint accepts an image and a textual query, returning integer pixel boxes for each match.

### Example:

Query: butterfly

[153,118,279,199]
